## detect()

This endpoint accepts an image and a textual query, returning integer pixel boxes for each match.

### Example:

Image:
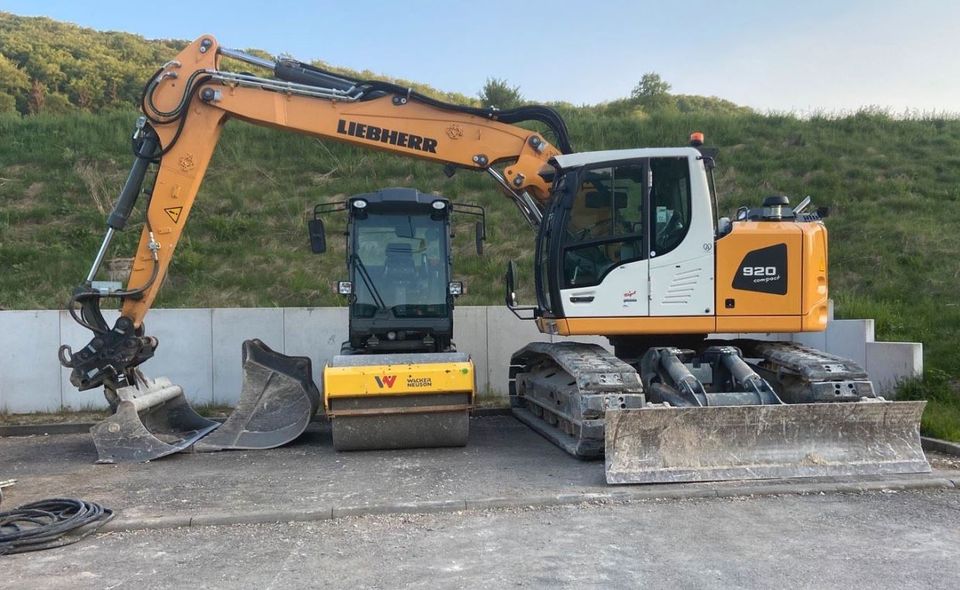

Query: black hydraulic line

[0,498,114,555]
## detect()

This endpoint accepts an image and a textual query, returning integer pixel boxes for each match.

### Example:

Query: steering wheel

[657,215,686,253]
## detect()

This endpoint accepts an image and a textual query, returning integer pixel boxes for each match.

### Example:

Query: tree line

[0,12,749,118]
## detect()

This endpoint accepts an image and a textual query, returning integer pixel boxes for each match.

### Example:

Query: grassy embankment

[1,109,958,439]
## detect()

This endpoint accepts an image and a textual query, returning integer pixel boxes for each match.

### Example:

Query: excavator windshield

[351,211,449,319]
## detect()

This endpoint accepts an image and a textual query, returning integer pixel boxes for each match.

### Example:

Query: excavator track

[511,339,929,484]
[736,340,877,402]
[509,342,645,457]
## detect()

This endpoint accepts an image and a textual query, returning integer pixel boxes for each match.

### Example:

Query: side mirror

[475,221,485,256]
[308,218,326,254]
[504,260,518,307]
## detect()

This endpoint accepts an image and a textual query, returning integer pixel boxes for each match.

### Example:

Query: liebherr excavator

[59,35,928,482]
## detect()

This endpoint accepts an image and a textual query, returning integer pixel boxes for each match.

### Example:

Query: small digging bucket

[91,373,219,464]
[193,339,321,452]
[605,400,930,484]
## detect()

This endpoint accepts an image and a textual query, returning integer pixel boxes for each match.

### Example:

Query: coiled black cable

[0,498,114,555]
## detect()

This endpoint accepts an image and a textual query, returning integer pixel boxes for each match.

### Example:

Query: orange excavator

[59,36,928,483]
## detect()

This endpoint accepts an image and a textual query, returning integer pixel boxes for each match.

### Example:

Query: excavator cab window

[649,157,692,257]
[559,163,647,288]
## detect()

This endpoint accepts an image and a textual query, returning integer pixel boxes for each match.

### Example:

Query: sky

[3,0,959,114]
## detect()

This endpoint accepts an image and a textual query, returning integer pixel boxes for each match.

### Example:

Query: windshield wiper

[350,254,388,311]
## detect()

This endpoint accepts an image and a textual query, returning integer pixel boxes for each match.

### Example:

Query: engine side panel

[715,221,803,317]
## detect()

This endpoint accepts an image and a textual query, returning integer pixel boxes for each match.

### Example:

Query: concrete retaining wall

[0,306,922,413]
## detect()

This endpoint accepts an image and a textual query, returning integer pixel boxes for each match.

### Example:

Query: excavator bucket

[324,352,474,451]
[194,339,321,452]
[605,400,930,484]
[91,373,219,464]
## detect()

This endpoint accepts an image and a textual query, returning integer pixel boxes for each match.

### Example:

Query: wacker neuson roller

[59,35,928,483]
[310,188,482,450]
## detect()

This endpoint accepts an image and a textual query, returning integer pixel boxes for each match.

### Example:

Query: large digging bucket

[324,352,474,451]
[91,374,220,464]
[605,400,930,484]
[194,339,321,451]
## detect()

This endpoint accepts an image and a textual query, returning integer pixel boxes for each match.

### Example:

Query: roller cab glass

[350,212,449,319]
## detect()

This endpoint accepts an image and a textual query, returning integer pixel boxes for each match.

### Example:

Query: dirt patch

[927,451,960,470]
[25,181,44,198]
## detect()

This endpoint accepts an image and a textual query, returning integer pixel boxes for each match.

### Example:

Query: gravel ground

[3,490,959,589]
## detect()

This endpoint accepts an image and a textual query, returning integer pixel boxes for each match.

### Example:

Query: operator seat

[383,242,416,281]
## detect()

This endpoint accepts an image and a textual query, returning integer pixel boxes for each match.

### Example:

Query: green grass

[896,371,960,441]
[1,108,959,438]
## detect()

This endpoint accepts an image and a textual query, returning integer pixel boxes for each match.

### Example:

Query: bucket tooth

[91,373,219,464]
[605,401,930,484]
[194,339,321,451]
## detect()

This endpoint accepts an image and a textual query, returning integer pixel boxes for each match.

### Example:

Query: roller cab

[311,188,484,450]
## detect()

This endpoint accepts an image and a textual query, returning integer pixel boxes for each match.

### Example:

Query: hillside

[0,12,484,114]
[0,13,958,438]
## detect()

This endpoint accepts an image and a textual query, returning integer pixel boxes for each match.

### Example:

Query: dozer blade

[91,374,219,464]
[324,352,474,451]
[605,400,930,484]
[194,339,321,452]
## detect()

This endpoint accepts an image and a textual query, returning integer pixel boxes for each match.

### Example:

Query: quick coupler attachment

[59,316,157,392]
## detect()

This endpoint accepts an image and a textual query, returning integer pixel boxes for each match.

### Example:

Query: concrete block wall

[0,306,923,413]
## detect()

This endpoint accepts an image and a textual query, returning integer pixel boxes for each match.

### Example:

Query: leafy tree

[631,72,673,112]
[0,53,29,111]
[0,92,16,113]
[631,72,671,99]
[479,78,522,109]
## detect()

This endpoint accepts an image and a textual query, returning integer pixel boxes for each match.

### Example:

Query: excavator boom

[60,36,560,462]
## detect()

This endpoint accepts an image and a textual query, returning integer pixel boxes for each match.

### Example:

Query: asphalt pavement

[3,416,957,528]
[2,490,958,589]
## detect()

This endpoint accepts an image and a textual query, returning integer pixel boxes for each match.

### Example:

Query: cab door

[552,161,651,318]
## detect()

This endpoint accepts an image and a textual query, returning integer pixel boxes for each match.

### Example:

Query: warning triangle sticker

[164,207,183,223]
